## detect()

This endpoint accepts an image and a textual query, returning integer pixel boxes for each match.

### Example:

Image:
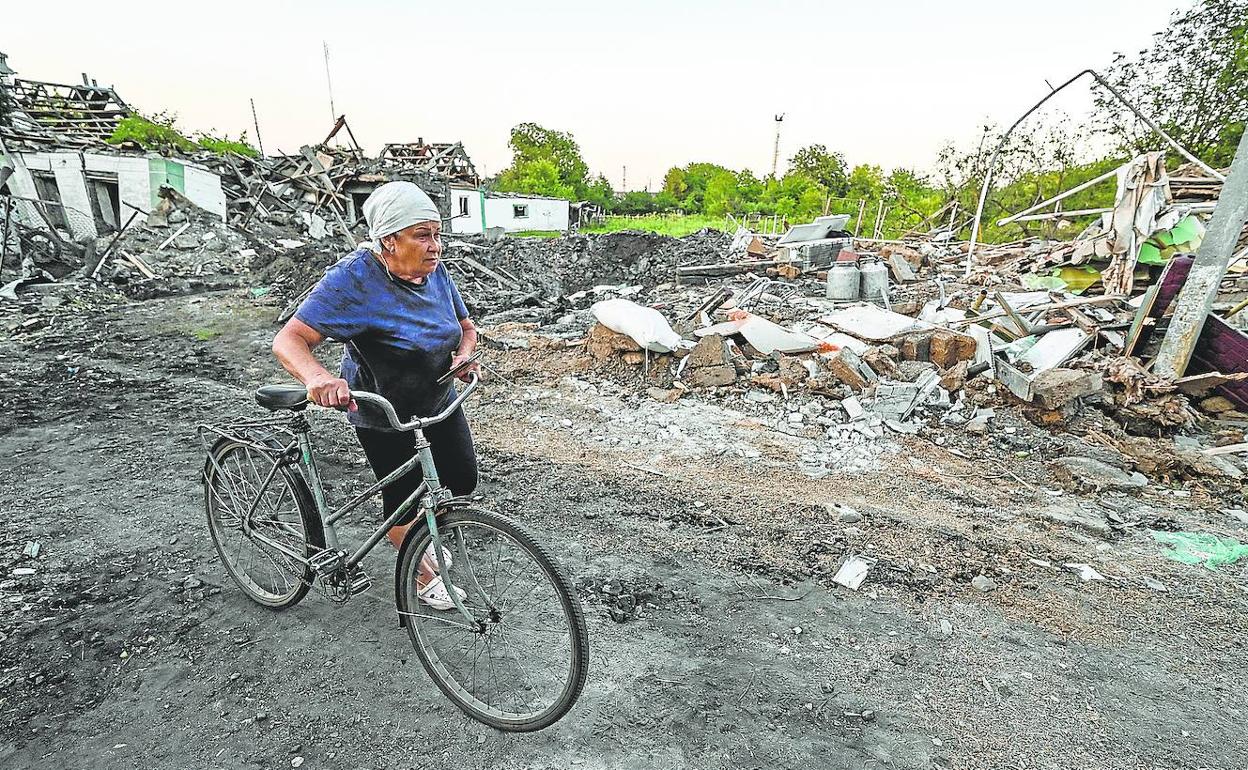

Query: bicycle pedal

[349,571,372,596]
[308,549,345,575]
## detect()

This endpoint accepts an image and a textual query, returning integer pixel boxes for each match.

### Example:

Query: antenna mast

[323,41,336,124]
[771,113,785,178]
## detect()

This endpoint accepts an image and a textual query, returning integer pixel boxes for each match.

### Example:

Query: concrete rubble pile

[474,153,1248,489]
[193,120,452,249]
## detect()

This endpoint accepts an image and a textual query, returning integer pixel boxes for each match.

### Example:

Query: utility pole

[622,165,627,192]
[771,113,785,179]
[323,41,336,125]
[249,98,266,159]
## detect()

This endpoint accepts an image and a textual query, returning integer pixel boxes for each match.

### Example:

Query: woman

[272,181,479,610]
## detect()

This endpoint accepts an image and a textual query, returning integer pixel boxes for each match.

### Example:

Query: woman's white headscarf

[362,181,440,250]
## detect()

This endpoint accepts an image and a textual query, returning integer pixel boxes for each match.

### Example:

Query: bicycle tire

[395,506,589,731]
[204,436,324,609]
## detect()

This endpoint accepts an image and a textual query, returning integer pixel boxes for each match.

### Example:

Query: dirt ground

[2,287,1247,770]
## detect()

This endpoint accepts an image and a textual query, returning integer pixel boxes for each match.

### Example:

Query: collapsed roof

[0,74,131,149]
[379,140,479,186]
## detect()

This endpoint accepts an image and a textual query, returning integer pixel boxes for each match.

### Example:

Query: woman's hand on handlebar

[449,351,481,383]
[306,373,357,412]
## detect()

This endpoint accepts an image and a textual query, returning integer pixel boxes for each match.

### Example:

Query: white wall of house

[448,187,484,235]
[184,165,228,218]
[446,188,569,235]
[0,150,226,240]
[486,196,568,233]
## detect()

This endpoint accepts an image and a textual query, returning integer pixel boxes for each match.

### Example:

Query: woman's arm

[272,317,354,409]
[450,317,480,381]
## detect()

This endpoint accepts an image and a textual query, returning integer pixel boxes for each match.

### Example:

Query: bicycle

[197,361,589,731]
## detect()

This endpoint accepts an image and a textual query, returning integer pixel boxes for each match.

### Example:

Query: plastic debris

[1151,531,1248,570]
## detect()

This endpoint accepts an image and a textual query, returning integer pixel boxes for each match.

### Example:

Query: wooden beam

[1154,130,1248,378]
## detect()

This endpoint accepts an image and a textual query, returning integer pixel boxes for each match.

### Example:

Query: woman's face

[386,220,442,276]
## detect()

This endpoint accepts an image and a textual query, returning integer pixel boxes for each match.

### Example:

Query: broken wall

[3,150,226,239]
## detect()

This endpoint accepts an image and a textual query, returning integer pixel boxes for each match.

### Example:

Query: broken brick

[825,347,870,392]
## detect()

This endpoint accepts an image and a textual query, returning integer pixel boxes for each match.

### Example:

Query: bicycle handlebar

[350,371,480,432]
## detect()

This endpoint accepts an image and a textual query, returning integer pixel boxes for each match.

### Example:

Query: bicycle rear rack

[197,417,302,486]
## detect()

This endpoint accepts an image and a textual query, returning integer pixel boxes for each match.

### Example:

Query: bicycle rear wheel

[204,437,324,609]
[396,507,588,731]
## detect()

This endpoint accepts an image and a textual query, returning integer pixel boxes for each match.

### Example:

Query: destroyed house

[0,52,226,241]
[379,140,479,186]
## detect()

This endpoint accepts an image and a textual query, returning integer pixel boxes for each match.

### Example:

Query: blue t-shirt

[295,249,469,430]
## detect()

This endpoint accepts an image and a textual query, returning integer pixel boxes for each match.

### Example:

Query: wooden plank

[677,260,776,278]
[1204,442,1248,456]
[119,250,158,279]
[459,255,520,289]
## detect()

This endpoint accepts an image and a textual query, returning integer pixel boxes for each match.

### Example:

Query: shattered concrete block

[898,334,931,362]
[647,387,682,403]
[929,331,977,370]
[586,323,642,360]
[939,360,970,393]
[862,346,900,379]
[777,355,810,384]
[887,253,917,283]
[826,347,870,392]
[871,381,921,421]
[896,360,938,383]
[683,334,737,388]
[880,244,924,270]
[687,333,730,369]
[1030,368,1102,410]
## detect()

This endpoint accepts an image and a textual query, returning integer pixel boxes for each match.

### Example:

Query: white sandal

[422,544,453,570]
[417,575,466,611]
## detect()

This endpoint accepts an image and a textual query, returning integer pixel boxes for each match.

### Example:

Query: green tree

[654,190,681,212]
[582,174,615,211]
[495,122,591,199]
[788,145,849,195]
[616,191,658,214]
[846,164,885,202]
[935,119,1124,242]
[1094,0,1247,167]
[659,162,739,214]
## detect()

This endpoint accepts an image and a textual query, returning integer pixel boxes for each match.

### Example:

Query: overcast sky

[4,0,1184,190]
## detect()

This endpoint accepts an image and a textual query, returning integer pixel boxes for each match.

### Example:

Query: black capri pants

[354,407,478,525]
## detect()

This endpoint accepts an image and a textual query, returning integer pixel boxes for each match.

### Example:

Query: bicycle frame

[200,403,486,622]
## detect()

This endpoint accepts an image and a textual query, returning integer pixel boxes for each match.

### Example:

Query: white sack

[591,298,682,353]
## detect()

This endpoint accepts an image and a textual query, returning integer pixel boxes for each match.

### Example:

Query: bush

[109,113,259,157]
[108,113,195,153]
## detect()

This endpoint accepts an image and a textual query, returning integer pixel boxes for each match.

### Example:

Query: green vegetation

[109,112,196,153]
[581,214,731,237]
[1094,0,1246,168]
[190,327,221,341]
[512,230,564,238]
[108,112,259,157]
[196,133,259,158]
[487,2,1245,244]
[494,123,613,211]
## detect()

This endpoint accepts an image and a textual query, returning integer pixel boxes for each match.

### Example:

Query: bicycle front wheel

[396,507,588,732]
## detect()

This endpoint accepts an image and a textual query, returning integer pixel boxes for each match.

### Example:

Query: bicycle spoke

[404,513,584,726]
[207,443,311,605]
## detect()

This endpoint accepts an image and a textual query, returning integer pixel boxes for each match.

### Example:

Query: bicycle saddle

[255,384,309,411]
